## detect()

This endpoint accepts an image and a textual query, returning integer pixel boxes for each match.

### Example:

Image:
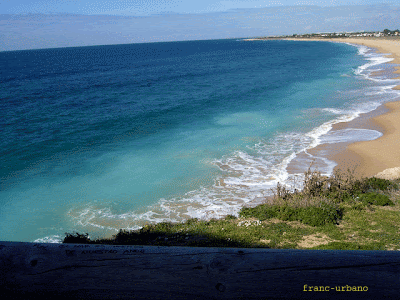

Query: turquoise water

[1,39,399,243]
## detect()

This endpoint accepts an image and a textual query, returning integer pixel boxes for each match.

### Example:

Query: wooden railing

[1,241,400,299]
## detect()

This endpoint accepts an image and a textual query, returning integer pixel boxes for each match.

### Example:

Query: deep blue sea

[1,39,400,243]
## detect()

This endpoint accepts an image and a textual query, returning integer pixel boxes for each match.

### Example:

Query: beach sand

[287,38,400,179]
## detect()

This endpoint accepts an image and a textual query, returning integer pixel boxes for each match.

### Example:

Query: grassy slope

[63,169,400,250]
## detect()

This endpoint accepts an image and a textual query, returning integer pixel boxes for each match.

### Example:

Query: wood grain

[1,241,400,299]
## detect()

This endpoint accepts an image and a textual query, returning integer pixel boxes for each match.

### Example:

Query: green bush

[207,218,219,224]
[298,203,342,226]
[326,190,353,203]
[350,203,365,211]
[358,192,394,206]
[185,218,199,225]
[239,204,279,221]
[114,229,135,242]
[277,206,298,221]
[239,203,342,226]
[154,222,175,231]
[63,232,91,244]
[365,177,398,191]
[225,215,237,220]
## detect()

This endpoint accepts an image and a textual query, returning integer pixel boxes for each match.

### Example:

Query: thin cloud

[1,4,399,51]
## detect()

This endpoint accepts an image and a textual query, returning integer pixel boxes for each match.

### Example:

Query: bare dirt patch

[337,220,350,228]
[386,245,399,250]
[235,217,261,222]
[262,218,284,225]
[297,234,334,248]
[379,206,399,211]
[356,237,381,244]
[260,239,271,244]
[287,220,310,229]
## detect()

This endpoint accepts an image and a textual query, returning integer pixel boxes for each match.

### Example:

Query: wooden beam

[1,241,400,299]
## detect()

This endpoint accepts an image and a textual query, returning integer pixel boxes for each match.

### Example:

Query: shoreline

[285,38,400,179]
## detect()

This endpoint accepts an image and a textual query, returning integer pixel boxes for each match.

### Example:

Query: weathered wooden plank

[1,241,400,299]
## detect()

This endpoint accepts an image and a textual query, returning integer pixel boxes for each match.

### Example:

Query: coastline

[285,38,400,179]
[53,39,400,249]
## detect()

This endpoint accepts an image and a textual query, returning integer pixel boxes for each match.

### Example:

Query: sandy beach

[284,38,400,179]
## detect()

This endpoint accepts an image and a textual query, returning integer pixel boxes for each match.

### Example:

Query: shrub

[239,202,342,226]
[225,215,237,220]
[114,229,134,242]
[326,190,353,203]
[239,204,279,221]
[350,203,365,211]
[358,192,394,206]
[302,168,328,197]
[154,222,174,231]
[364,177,398,191]
[298,203,342,226]
[113,229,163,245]
[63,232,91,244]
[278,206,298,221]
[185,218,199,225]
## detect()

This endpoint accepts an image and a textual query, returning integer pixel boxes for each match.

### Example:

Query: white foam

[365,85,400,95]
[322,108,347,114]
[355,56,394,76]
[353,44,369,56]
[346,43,400,89]
[304,111,362,149]
[319,128,382,144]
[352,46,394,77]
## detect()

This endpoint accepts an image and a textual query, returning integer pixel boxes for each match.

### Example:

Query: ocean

[1,39,399,243]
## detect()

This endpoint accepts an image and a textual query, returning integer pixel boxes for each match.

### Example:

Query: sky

[1,0,398,16]
[1,0,400,50]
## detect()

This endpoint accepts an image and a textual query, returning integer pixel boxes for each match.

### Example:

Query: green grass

[239,202,342,226]
[63,168,400,250]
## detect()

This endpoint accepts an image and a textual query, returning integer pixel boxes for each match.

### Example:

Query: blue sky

[2,0,397,16]
[1,1,400,51]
